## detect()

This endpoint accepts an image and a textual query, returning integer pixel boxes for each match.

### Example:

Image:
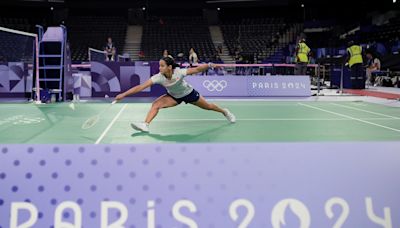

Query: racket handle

[111,100,117,105]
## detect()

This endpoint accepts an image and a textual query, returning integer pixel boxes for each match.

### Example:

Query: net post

[35,35,41,104]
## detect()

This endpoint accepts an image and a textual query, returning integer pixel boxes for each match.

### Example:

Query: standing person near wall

[346,40,364,89]
[294,36,311,75]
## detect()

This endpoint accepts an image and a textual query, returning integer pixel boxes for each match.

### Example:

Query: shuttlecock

[69,102,75,110]
[105,94,109,98]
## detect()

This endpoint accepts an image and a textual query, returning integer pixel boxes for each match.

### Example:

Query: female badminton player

[115,56,236,132]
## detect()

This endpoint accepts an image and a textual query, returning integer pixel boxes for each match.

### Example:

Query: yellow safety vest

[347,45,363,67]
[297,42,310,63]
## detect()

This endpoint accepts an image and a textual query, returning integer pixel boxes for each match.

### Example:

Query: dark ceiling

[3,0,396,8]
[0,0,397,16]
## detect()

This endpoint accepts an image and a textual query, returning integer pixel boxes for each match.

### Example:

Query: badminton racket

[81,100,117,129]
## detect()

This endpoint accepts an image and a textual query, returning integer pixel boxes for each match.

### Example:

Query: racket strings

[81,101,117,129]
[81,115,100,129]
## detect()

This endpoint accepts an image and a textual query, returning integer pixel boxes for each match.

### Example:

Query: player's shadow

[131,123,231,142]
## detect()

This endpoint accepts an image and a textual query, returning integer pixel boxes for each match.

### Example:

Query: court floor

[0,100,399,144]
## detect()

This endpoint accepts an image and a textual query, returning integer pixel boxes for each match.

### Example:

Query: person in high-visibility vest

[294,37,311,75]
[346,40,365,89]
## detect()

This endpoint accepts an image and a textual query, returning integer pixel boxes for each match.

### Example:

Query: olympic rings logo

[202,80,227,92]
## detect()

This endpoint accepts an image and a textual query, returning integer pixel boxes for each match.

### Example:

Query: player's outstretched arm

[115,79,153,101]
[187,63,218,75]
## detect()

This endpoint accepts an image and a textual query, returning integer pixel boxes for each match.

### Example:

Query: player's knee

[205,103,214,110]
[151,103,161,111]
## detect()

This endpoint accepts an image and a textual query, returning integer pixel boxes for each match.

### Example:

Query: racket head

[81,101,115,129]
[81,115,100,129]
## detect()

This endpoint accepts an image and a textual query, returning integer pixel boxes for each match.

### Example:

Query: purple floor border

[0,142,399,227]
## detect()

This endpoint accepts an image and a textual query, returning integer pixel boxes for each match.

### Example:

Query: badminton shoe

[223,108,236,123]
[131,122,149,132]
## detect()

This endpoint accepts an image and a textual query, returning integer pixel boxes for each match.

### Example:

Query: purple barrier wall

[90,61,166,97]
[0,143,399,228]
[186,75,311,97]
[90,62,311,97]
[0,62,29,97]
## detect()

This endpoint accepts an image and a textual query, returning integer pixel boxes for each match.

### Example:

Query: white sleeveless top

[150,68,193,98]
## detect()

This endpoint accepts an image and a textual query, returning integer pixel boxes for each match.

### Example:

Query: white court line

[219,103,302,106]
[95,104,127,144]
[330,103,400,119]
[299,103,400,133]
[128,117,395,122]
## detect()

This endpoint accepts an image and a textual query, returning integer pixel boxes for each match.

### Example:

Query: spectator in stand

[162,49,171,58]
[104,37,116,61]
[217,44,222,55]
[138,50,145,59]
[188,48,199,67]
[365,49,381,87]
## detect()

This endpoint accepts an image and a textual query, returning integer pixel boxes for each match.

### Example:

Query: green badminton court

[0,100,399,144]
